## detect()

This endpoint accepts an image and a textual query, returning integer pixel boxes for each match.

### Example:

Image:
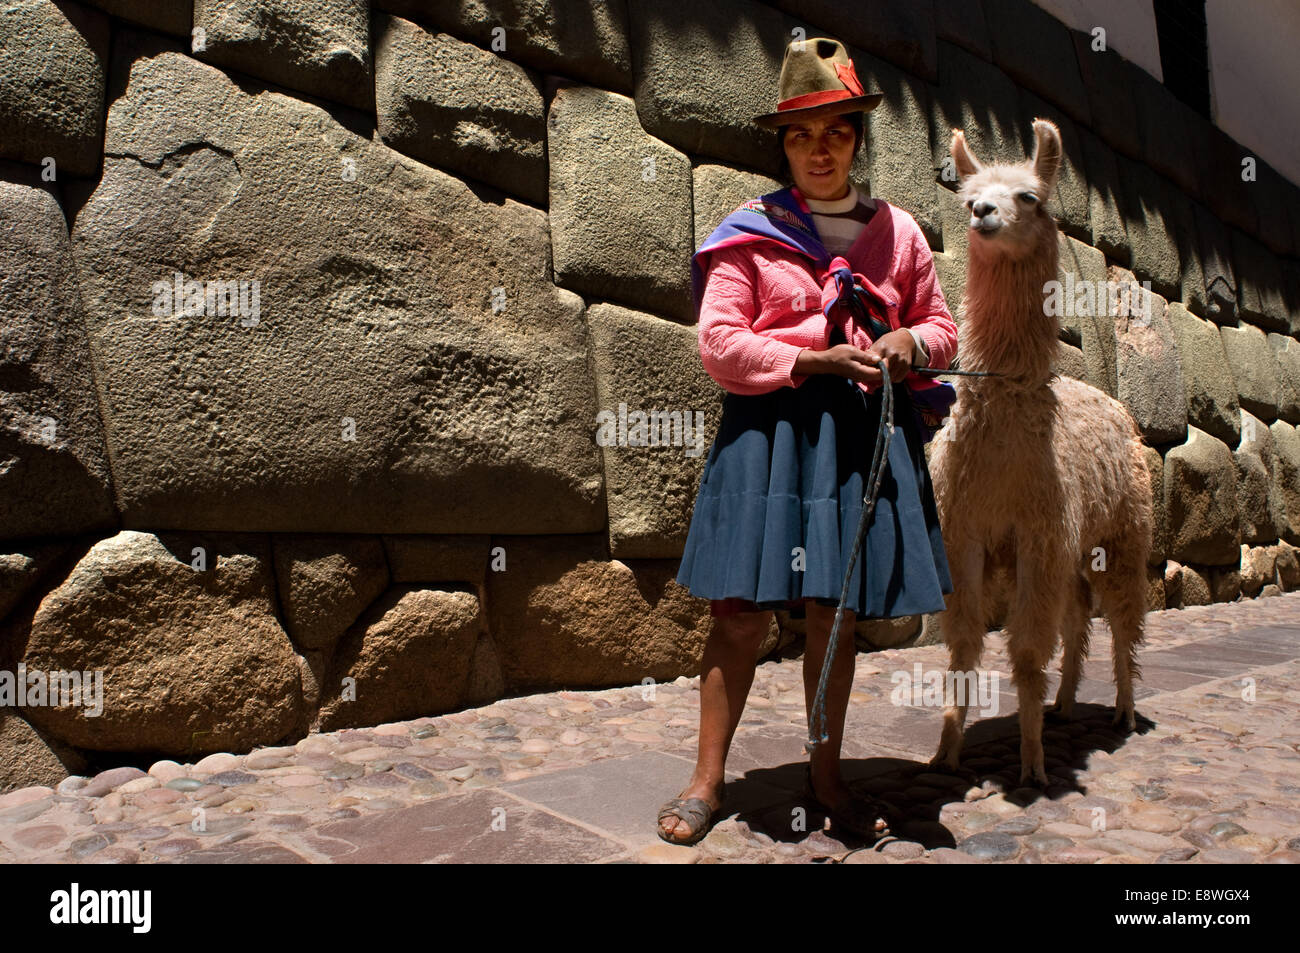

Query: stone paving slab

[308,789,626,864]
[0,593,1296,863]
[502,748,784,849]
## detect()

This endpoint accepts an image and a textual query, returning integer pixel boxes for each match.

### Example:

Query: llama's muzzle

[970,200,1001,234]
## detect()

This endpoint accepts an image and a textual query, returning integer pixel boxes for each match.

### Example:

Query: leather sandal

[803,766,891,841]
[657,796,722,846]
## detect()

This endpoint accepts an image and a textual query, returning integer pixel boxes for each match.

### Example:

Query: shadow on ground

[719,703,1156,853]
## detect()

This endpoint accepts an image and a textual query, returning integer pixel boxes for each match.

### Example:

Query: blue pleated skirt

[675,340,953,620]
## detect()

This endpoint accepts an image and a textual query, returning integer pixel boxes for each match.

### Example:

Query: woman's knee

[711,610,772,648]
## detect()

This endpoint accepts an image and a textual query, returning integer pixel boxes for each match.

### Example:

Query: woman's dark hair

[776,111,865,185]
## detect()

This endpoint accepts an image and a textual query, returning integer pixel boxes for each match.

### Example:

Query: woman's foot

[657,779,725,844]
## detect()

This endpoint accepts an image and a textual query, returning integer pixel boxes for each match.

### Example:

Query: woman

[658,37,958,846]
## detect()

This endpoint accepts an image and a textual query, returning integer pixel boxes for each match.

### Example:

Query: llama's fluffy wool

[928,120,1155,786]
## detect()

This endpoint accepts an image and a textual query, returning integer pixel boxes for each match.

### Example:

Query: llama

[927,119,1154,786]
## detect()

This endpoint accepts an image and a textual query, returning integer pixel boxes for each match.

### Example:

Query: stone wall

[1,0,1298,791]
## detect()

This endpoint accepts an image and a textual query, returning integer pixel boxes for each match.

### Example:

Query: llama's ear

[1031,119,1062,195]
[950,129,981,180]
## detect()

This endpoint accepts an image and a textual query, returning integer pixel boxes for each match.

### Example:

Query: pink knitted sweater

[697,199,957,396]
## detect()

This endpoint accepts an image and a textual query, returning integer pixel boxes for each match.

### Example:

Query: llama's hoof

[1045,700,1073,721]
[1112,703,1137,732]
[928,751,961,773]
[1018,764,1050,787]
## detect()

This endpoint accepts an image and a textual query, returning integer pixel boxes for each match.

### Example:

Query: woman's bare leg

[802,601,883,829]
[660,609,771,841]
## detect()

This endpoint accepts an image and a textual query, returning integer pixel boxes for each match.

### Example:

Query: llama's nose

[972,200,996,218]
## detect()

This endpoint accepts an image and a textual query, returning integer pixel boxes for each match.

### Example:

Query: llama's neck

[959,234,1060,390]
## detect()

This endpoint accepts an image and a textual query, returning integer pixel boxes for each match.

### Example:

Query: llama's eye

[1020,192,1038,203]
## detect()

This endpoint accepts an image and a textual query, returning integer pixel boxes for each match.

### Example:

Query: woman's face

[783,115,856,201]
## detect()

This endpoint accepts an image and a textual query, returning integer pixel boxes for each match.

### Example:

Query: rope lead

[805,353,893,752]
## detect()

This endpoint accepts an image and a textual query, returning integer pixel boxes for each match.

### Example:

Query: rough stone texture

[1161,559,1182,607]
[1283,261,1300,338]
[982,0,1089,125]
[375,0,632,94]
[1240,544,1275,596]
[1253,161,1296,258]
[374,15,546,205]
[1167,303,1241,446]
[935,0,990,61]
[191,0,371,111]
[587,303,723,558]
[1208,565,1241,603]
[485,536,710,691]
[1164,426,1242,566]
[1270,421,1300,544]
[0,711,88,794]
[272,535,389,653]
[933,248,965,325]
[1267,333,1300,424]
[1279,540,1300,586]
[1057,235,1118,397]
[1145,562,1166,611]
[1220,324,1281,422]
[0,544,71,628]
[1069,32,1140,160]
[1194,202,1238,325]
[692,163,782,248]
[462,629,505,707]
[1018,90,1089,242]
[0,1,109,176]
[1198,124,1258,238]
[292,647,324,734]
[1176,563,1211,606]
[18,530,303,754]
[1052,340,1086,384]
[627,0,788,175]
[853,46,939,245]
[1235,410,1287,545]
[549,85,693,321]
[1115,159,1181,301]
[1230,230,1291,334]
[1128,60,1203,199]
[1078,126,1129,265]
[317,587,481,730]
[930,41,1029,182]
[382,536,489,586]
[1108,267,1186,446]
[858,613,921,650]
[0,173,118,541]
[1141,446,1166,567]
[73,49,603,534]
[768,0,937,81]
[82,0,192,36]
[933,184,969,321]
[1160,185,1208,319]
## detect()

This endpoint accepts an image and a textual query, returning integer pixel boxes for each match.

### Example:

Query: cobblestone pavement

[1,594,1297,864]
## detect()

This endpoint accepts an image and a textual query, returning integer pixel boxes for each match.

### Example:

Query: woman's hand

[863,329,917,384]
[797,329,915,386]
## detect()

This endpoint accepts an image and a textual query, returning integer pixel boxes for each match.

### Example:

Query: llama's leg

[1093,549,1148,732]
[930,543,986,772]
[1004,546,1067,787]
[1047,572,1092,720]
